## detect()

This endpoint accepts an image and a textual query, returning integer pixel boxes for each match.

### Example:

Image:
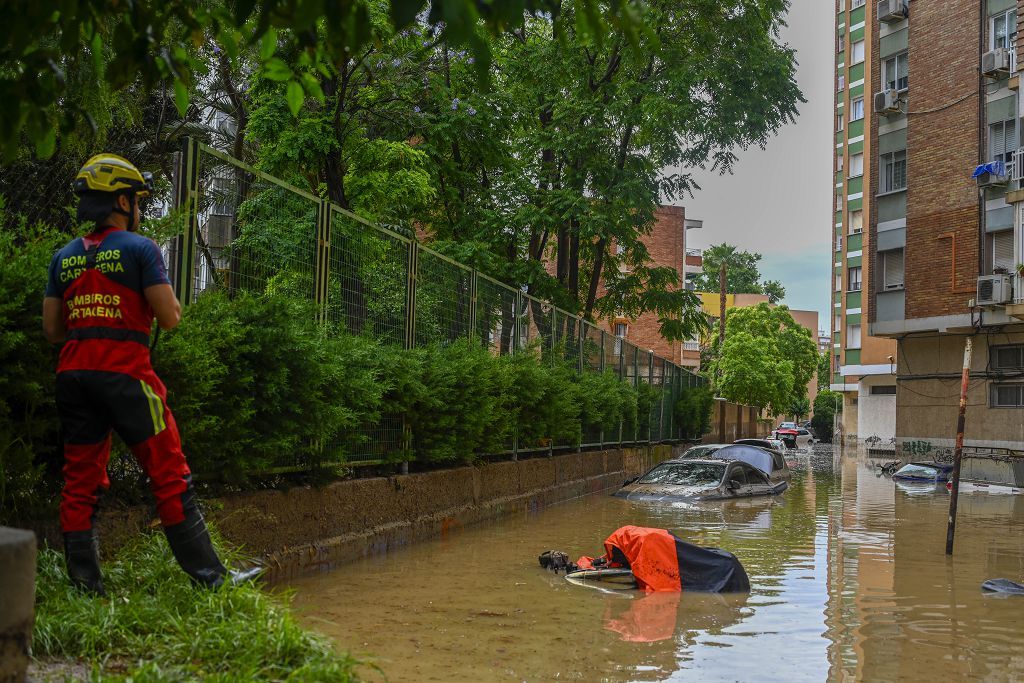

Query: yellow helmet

[73,153,154,197]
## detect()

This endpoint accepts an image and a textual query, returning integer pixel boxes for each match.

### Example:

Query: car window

[895,464,940,477]
[797,429,809,435]
[771,452,785,471]
[683,446,720,459]
[727,465,747,486]
[740,464,770,485]
[638,462,726,486]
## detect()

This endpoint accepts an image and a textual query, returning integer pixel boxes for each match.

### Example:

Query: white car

[775,427,815,450]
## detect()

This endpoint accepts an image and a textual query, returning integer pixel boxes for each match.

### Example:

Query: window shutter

[1007,119,1018,158]
[993,230,1014,272]
[992,123,1005,161]
[884,249,904,288]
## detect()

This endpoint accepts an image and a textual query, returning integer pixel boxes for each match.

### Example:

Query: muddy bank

[27,444,680,581]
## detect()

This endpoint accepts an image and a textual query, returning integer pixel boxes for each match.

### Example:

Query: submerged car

[735,437,789,452]
[891,461,954,482]
[615,458,788,502]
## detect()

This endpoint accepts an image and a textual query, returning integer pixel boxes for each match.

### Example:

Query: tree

[707,303,818,414]
[0,1,657,161]
[817,350,831,391]
[692,243,787,303]
[789,396,810,423]
[812,390,843,443]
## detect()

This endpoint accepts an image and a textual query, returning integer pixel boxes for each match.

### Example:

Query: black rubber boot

[63,530,106,596]
[163,488,228,588]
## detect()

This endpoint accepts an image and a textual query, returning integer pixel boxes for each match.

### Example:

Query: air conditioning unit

[878,0,908,23]
[983,48,1011,78]
[977,275,1013,306]
[873,89,900,115]
[976,160,1009,188]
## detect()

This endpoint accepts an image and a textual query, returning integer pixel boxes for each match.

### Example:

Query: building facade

[864,0,1024,456]
[833,0,899,441]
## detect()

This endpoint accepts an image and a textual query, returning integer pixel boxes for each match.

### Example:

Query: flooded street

[286,449,1024,681]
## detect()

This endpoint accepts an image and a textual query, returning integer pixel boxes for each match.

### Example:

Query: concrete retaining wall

[29,444,681,582]
[0,527,36,683]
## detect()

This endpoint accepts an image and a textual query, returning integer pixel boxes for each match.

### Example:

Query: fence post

[648,353,655,443]
[314,199,331,324]
[401,240,419,475]
[599,329,606,451]
[173,136,201,306]
[468,269,478,342]
[512,291,523,462]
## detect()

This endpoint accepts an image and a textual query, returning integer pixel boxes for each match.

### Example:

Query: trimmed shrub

[0,219,64,522]
[154,292,384,484]
[674,385,715,439]
[404,338,513,463]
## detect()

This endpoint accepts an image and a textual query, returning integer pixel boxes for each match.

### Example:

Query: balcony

[682,341,700,352]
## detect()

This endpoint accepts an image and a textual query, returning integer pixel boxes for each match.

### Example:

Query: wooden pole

[945,337,973,555]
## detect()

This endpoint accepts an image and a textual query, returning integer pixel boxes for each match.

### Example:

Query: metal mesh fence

[6,136,708,472]
[415,246,473,346]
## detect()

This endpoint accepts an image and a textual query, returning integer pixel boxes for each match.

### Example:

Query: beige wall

[896,329,1024,457]
[703,401,763,443]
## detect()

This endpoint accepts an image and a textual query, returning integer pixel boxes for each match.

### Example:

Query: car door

[724,463,757,497]
[740,464,775,496]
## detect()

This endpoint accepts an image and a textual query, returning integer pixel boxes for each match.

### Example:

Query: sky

[665,0,834,331]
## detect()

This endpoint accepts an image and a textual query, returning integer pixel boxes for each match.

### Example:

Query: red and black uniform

[46,226,191,532]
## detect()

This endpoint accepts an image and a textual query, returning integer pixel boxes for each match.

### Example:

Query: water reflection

[286,447,1024,681]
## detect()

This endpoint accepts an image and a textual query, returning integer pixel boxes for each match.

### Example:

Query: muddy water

[286,450,1024,681]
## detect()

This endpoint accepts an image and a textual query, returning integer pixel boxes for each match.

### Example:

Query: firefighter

[42,153,229,594]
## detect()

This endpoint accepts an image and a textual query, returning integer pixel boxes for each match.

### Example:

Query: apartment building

[600,205,705,368]
[864,0,1024,455]
[833,0,899,441]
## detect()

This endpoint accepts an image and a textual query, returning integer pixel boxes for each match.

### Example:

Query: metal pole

[945,336,973,555]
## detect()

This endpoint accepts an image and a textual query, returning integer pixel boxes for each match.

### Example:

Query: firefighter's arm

[42,297,66,343]
[144,284,182,330]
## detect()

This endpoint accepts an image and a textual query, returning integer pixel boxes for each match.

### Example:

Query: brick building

[861,0,1024,455]
[833,0,898,441]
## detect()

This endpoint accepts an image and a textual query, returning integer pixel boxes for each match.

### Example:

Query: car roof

[703,444,774,474]
[663,458,728,465]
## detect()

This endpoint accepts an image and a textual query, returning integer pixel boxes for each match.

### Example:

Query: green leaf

[286,80,304,116]
[262,57,292,82]
[173,79,189,117]
[90,31,103,75]
[299,73,324,103]
[259,27,277,61]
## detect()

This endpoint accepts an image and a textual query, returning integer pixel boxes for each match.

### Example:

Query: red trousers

[55,369,191,532]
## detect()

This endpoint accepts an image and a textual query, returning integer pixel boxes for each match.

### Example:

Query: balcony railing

[682,341,700,352]
[1012,46,1018,76]
[1011,148,1024,184]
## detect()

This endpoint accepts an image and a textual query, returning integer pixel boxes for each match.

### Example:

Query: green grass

[33,531,358,682]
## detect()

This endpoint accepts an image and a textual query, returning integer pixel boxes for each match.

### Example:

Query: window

[989,229,1014,274]
[871,385,897,395]
[992,9,1018,50]
[838,74,845,91]
[836,234,843,251]
[834,314,842,332]
[991,383,1024,408]
[848,266,862,292]
[847,324,861,349]
[849,209,863,235]
[838,34,845,54]
[615,242,626,256]
[837,112,844,132]
[880,248,905,290]
[836,193,843,211]
[880,150,907,193]
[850,97,864,122]
[851,0,865,7]
[883,52,909,92]
[613,322,627,355]
[992,345,1024,370]
[834,354,841,372]
[837,154,844,172]
[851,40,865,65]
[835,273,843,292]
[989,119,1018,167]
[849,153,864,178]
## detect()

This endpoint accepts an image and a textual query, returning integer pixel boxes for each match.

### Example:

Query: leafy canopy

[707,303,817,413]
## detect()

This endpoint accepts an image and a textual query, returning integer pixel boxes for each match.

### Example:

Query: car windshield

[682,446,721,458]
[895,464,941,478]
[638,462,726,486]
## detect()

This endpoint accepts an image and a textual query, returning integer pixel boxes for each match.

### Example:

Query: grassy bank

[32,531,357,681]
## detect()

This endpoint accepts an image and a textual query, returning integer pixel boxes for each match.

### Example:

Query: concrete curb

[0,527,36,683]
